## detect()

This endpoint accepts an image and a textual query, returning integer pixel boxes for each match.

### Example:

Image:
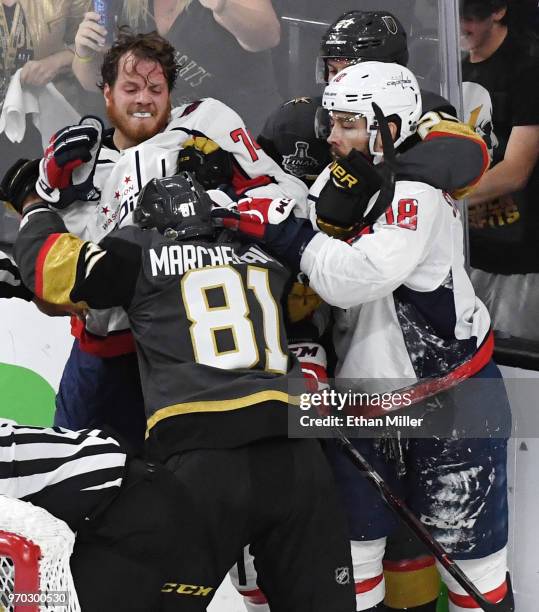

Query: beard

[106,99,171,147]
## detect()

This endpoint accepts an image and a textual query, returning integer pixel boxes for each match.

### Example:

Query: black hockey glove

[36,115,103,209]
[0,158,41,215]
[315,149,383,237]
[177,136,233,190]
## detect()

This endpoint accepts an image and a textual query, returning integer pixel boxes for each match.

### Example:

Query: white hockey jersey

[59,98,308,352]
[303,173,493,396]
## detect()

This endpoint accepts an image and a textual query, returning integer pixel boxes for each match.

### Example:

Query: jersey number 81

[182,266,288,373]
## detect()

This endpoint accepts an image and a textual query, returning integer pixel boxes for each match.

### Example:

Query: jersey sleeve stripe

[36,233,87,307]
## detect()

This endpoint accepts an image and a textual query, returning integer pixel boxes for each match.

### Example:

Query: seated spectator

[460,0,539,341]
[72,0,282,132]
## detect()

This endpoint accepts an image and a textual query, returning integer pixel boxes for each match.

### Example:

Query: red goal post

[0,497,80,612]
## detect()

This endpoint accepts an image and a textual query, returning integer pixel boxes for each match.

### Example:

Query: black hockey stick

[335,428,515,612]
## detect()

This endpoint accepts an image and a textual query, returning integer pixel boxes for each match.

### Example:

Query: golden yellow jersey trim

[146,390,300,435]
[40,234,88,309]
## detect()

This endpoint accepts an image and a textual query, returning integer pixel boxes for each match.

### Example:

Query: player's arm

[395,110,490,199]
[15,201,141,312]
[207,0,280,52]
[467,124,539,205]
[300,183,441,308]
[218,182,442,308]
[174,99,308,209]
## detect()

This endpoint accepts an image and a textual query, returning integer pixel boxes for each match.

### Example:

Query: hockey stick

[335,428,515,612]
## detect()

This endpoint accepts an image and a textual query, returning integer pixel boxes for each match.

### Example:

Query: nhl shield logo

[335,566,350,585]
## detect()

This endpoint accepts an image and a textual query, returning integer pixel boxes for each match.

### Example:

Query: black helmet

[257,97,332,187]
[316,11,409,83]
[133,171,214,240]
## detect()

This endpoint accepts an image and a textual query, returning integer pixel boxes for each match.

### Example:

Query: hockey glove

[36,115,103,209]
[290,341,330,416]
[290,341,329,394]
[287,273,323,324]
[0,158,41,214]
[177,136,233,189]
[315,149,383,238]
[212,197,316,270]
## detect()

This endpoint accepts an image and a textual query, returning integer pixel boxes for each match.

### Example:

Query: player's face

[104,53,171,149]
[326,58,353,82]
[327,112,370,159]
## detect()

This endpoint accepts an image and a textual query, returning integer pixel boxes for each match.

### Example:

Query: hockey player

[9,170,355,612]
[259,11,488,204]
[30,29,307,450]
[248,11,491,612]
[219,61,512,612]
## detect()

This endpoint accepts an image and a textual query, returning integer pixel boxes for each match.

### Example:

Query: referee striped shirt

[0,421,127,529]
[0,251,32,300]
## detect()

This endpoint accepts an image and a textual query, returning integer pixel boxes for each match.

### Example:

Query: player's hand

[315,149,383,237]
[212,196,296,239]
[212,196,316,269]
[36,115,103,209]
[329,149,382,196]
[74,11,107,58]
[289,341,329,414]
[177,136,233,189]
[287,275,323,324]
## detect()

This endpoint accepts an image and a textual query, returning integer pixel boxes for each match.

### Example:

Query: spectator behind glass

[72,0,282,132]
[0,0,90,177]
[461,0,539,341]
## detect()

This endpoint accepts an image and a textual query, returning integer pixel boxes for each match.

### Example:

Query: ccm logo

[161,583,214,597]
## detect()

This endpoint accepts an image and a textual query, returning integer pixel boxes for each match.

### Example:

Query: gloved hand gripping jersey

[176,136,233,190]
[36,115,104,209]
[315,102,397,238]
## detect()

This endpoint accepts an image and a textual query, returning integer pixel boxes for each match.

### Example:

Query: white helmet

[322,61,422,156]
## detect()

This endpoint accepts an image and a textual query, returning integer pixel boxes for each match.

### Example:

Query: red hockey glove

[36,116,103,209]
[213,196,296,238]
[212,197,316,271]
[289,341,329,394]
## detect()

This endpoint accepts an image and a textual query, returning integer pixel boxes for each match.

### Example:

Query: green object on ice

[0,362,55,426]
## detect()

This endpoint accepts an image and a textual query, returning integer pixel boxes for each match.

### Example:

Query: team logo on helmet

[382,15,398,35]
[333,17,355,31]
[335,567,351,585]
[284,97,312,106]
[282,142,319,179]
